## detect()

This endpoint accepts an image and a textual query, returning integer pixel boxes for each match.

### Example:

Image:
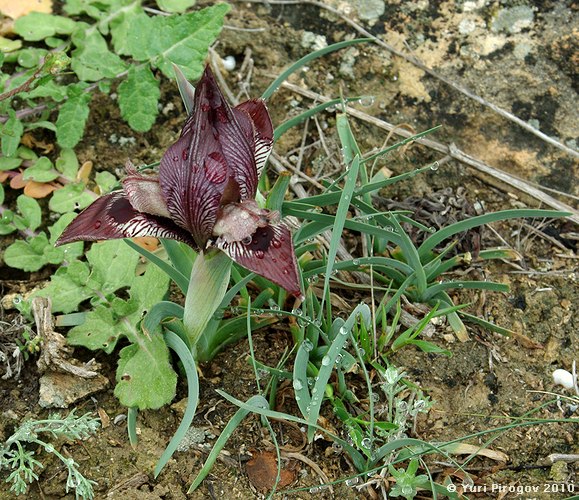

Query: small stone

[38,371,109,409]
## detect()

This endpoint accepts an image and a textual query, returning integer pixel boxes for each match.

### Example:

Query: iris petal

[55,191,195,247]
[235,99,273,181]
[122,165,170,218]
[159,66,257,246]
[214,222,302,298]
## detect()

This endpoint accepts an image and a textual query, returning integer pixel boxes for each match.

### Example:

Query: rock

[38,371,109,408]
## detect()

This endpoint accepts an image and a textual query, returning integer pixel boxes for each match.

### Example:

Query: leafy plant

[20,239,173,408]
[0,2,230,272]
[0,410,100,498]
[2,2,230,148]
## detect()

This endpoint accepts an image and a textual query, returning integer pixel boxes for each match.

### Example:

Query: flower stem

[182,250,232,357]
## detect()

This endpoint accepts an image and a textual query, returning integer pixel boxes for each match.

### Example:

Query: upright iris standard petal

[159,66,257,246]
[235,99,274,181]
[56,191,195,247]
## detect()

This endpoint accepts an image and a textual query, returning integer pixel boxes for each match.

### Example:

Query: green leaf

[85,240,141,294]
[3,234,50,271]
[55,149,80,179]
[33,261,91,313]
[95,171,117,194]
[114,332,177,409]
[17,48,48,68]
[56,87,92,148]
[67,253,170,352]
[14,13,76,41]
[21,80,66,102]
[0,205,15,236]
[0,36,21,52]
[16,195,42,231]
[110,1,146,54]
[25,121,58,132]
[184,251,232,354]
[68,304,122,352]
[48,212,78,244]
[125,4,230,79]
[22,156,59,182]
[0,157,22,170]
[64,0,108,17]
[32,240,137,313]
[1,110,23,157]
[47,213,84,260]
[71,27,127,81]
[118,65,160,132]
[48,183,95,213]
[157,0,197,13]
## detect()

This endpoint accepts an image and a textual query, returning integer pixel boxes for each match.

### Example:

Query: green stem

[182,250,232,357]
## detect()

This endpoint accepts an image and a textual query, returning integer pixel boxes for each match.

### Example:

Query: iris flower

[57,65,301,298]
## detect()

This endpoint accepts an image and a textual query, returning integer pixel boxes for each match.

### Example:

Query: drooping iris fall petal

[56,191,194,246]
[214,222,302,298]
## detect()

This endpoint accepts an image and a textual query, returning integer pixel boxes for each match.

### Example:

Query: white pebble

[222,56,236,71]
[552,369,575,390]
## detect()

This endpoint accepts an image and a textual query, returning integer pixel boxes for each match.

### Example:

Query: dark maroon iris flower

[57,66,301,297]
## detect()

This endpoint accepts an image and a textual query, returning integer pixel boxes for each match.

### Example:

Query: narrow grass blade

[273,97,361,140]
[285,207,406,248]
[293,339,313,418]
[216,390,366,471]
[460,311,514,336]
[307,304,370,440]
[422,280,509,301]
[160,239,196,279]
[337,112,362,165]
[124,238,189,293]
[319,156,360,312]
[262,38,371,100]
[361,126,441,164]
[188,395,270,492]
[371,437,449,466]
[388,215,427,296]
[418,209,568,258]
[142,301,184,336]
[476,247,523,261]
[432,291,468,341]
[127,407,138,446]
[286,164,433,208]
[154,330,199,478]
[265,171,292,212]
[198,315,278,362]
[303,256,412,283]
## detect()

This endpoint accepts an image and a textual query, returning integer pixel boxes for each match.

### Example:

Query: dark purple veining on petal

[56,192,194,247]
[215,222,301,298]
[56,65,302,298]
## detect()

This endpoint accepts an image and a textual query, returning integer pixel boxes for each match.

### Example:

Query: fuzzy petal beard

[214,222,302,298]
[55,191,195,247]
